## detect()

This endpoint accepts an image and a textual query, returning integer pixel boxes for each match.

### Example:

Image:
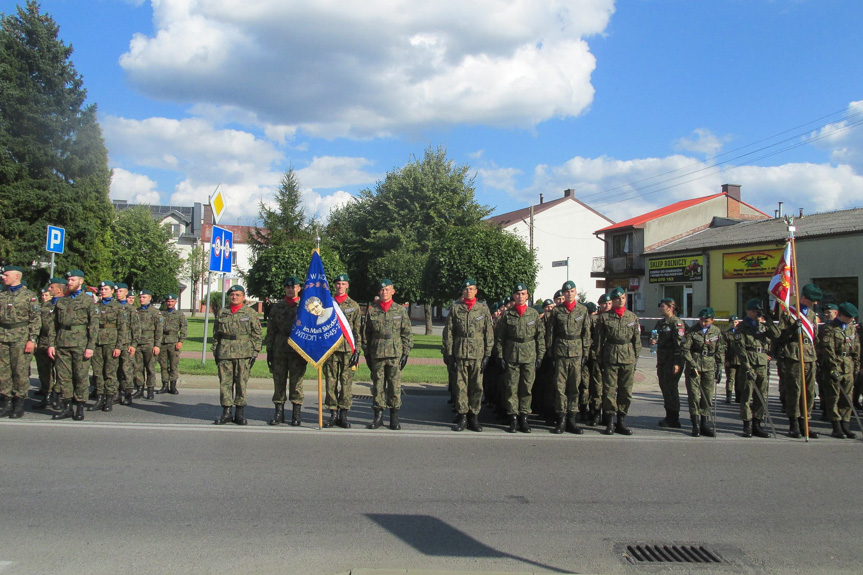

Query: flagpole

[787,217,810,442]
[318,367,324,429]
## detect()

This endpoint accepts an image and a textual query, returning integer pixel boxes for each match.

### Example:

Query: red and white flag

[768,240,793,309]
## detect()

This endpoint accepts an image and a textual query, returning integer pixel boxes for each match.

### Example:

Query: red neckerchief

[464,298,476,310]
[613,306,625,318]
[334,294,348,305]
[286,296,299,306]
[379,299,393,312]
[564,300,577,312]
[230,304,243,314]
[514,304,527,317]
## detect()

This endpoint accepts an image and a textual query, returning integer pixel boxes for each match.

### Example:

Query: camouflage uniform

[0,285,41,402]
[322,295,362,411]
[653,315,686,424]
[363,301,413,410]
[134,305,163,392]
[213,305,262,407]
[35,296,57,396]
[49,291,98,403]
[593,309,641,418]
[584,314,603,420]
[681,324,724,418]
[263,298,306,405]
[548,303,591,415]
[442,299,494,416]
[777,305,818,421]
[158,308,187,392]
[819,319,860,426]
[723,324,746,402]
[736,318,777,424]
[91,298,128,398]
[494,306,546,416]
[117,301,139,395]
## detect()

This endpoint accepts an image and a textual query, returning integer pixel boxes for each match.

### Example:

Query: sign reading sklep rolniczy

[209,226,233,273]
[648,255,704,283]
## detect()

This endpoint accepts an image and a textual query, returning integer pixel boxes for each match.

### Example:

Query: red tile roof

[595,193,727,233]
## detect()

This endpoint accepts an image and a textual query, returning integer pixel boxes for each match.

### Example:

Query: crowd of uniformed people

[1,264,860,438]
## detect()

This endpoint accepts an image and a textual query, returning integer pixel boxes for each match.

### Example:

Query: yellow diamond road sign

[209,184,226,224]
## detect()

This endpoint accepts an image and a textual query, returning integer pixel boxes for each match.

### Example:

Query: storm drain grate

[623,543,724,564]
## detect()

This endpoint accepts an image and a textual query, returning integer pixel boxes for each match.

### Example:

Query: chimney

[721,183,741,201]
[539,193,544,204]
[799,208,804,217]
[563,189,573,198]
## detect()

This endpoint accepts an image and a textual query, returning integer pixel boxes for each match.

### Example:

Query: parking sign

[209,226,233,273]
[46,226,65,254]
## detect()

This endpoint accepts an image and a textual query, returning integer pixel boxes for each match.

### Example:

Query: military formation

[2,264,861,439]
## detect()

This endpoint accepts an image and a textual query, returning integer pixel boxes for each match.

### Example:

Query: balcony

[590,254,645,278]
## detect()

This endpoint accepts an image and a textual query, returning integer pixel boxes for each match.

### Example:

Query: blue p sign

[46,226,65,254]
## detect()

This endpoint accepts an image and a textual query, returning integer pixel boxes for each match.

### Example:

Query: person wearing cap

[593,287,641,435]
[132,289,163,400]
[819,302,860,439]
[363,279,413,430]
[736,298,779,438]
[814,304,839,421]
[322,273,362,429]
[774,282,822,438]
[158,293,187,396]
[212,285,262,425]
[47,269,98,421]
[87,281,128,412]
[547,280,591,435]
[0,266,41,418]
[114,283,139,405]
[442,278,494,432]
[681,308,724,437]
[722,315,745,405]
[494,282,545,433]
[262,276,307,426]
[579,300,601,426]
[33,278,66,410]
[650,298,686,429]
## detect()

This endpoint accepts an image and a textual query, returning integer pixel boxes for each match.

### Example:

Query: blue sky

[5,0,863,226]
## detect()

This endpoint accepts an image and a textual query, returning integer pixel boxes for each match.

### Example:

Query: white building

[487,189,614,303]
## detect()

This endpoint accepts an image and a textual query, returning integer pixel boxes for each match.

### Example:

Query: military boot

[131,386,144,399]
[566,412,584,435]
[323,410,338,428]
[742,420,753,438]
[214,406,232,425]
[691,415,701,437]
[368,408,383,429]
[831,420,846,439]
[268,403,285,426]
[799,418,818,438]
[726,389,732,404]
[788,417,801,438]
[33,393,51,410]
[123,390,133,406]
[72,402,85,421]
[9,396,25,419]
[578,404,588,422]
[700,416,715,437]
[507,414,518,433]
[103,394,114,412]
[517,414,531,434]
[169,380,179,395]
[551,413,565,434]
[752,418,770,438]
[338,409,352,429]
[840,420,857,439]
[389,408,401,430]
[615,413,633,436]
[155,382,169,394]
[233,406,247,425]
[603,412,615,435]
[145,387,155,400]
[50,391,61,410]
[290,403,302,427]
[87,395,106,411]
[467,412,482,432]
[0,396,11,417]
[591,407,602,427]
[454,413,467,432]
[52,399,73,420]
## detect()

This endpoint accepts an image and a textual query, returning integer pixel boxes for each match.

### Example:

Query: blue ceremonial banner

[288,251,350,369]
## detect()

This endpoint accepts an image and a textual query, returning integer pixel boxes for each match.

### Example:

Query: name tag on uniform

[627,322,636,327]
[240,317,249,322]
[473,316,483,322]
[527,320,536,326]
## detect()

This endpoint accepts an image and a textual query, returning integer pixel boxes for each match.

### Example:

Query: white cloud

[110,168,162,204]
[300,189,356,223]
[477,165,522,193]
[809,100,863,173]
[119,0,615,137]
[295,156,381,189]
[674,128,731,158]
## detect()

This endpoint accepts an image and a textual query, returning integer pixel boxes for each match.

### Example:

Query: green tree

[247,169,311,256]
[245,240,345,300]
[0,1,114,284]
[326,146,492,332]
[184,242,208,316]
[111,206,183,299]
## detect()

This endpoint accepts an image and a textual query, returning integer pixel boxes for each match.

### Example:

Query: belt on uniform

[60,325,87,330]
[507,337,527,343]
[163,330,173,335]
[558,334,581,340]
[746,346,763,353]
[0,321,28,329]
[379,335,393,339]
[606,338,628,344]
[220,334,250,340]
[101,323,117,328]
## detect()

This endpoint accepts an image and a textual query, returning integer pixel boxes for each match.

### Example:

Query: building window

[612,233,632,257]
[812,277,859,309]
[170,224,182,237]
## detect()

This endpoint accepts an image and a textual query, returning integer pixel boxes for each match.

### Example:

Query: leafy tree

[184,243,208,315]
[245,240,345,300]
[247,169,311,256]
[326,146,492,332]
[0,1,113,284]
[111,206,183,299]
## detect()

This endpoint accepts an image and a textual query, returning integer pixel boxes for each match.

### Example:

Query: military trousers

[503,361,535,415]
[159,345,180,385]
[35,346,56,394]
[453,357,483,415]
[54,347,91,402]
[553,356,582,413]
[134,346,159,389]
[483,353,502,408]
[656,356,682,412]
[0,341,32,399]
[781,359,816,419]
[272,351,306,405]
[218,358,252,407]
[369,356,402,410]
[739,364,769,421]
[323,351,354,410]
[823,371,854,423]
[726,363,744,397]
[602,363,636,415]
[685,368,715,417]
[91,344,119,396]
[117,349,134,391]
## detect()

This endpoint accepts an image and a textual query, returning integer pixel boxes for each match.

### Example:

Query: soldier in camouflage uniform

[114,284,139,405]
[650,298,686,429]
[48,270,98,421]
[88,281,128,412]
[681,307,725,437]
[33,278,66,410]
[0,266,41,418]
[494,282,545,434]
[213,285,262,425]
[322,274,362,429]
[819,302,860,439]
[158,293,187,395]
[263,276,307,426]
[547,280,590,435]
[363,279,413,430]
[816,304,839,421]
[133,289,163,400]
[593,286,641,436]
[579,301,600,425]
[443,278,494,433]
[736,299,778,438]
[723,315,745,404]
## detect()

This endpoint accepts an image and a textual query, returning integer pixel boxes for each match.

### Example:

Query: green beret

[378,278,393,289]
[801,283,822,301]
[40,285,50,294]
[838,302,858,319]
[140,289,153,296]
[543,299,554,307]
[597,293,610,304]
[227,285,245,294]
[66,269,85,278]
[513,283,528,293]
[585,302,598,314]
[461,278,477,290]
[728,315,739,322]
[3,265,23,273]
[98,281,115,289]
[553,290,562,300]
[745,298,763,311]
[698,307,715,319]
[658,298,675,308]
[823,303,838,311]
[283,276,302,287]
[49,277,67,286]
[334,273,350,283]
[165,293,178,300]
[115,282,129,290]
[503,296,512,304]
[561,280,576,291]
[609,287,625,299]
[490,303,499,313]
